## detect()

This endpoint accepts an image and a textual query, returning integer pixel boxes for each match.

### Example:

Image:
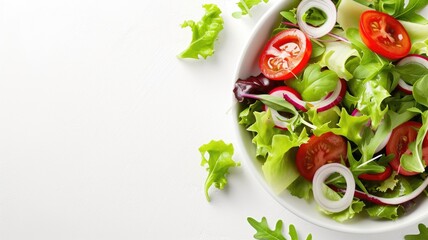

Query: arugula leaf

[248,217,286,240]
[199,140,240,202]
[405,224,428,240]
[247,217,312,240]
[232,0,269,18]
[287,64,339,101]
[178,4,224,59]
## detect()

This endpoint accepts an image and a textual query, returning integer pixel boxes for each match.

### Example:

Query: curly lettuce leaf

[318,185,365,222]
[248,110,282,160]
[199,140,240,202]
[178,4,224,59]
[262,129,309,194]
[405,223,428,240]
[238,101,263,127]
[232,0,269,18]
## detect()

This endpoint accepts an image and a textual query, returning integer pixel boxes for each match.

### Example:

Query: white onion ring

[312,163,355,213]
[296,0,337,39]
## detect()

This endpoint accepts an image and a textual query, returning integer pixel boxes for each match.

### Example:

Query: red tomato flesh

[296,132,347,181]
[386,121,428,176]
[259,29,312,81]
[359,10,411,60]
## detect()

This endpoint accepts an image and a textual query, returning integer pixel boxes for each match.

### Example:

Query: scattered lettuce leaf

[232,0,269,18]
[405,223,428,240]
[247,217,312,240]
[199,140,240,202]
[178,4,224,59]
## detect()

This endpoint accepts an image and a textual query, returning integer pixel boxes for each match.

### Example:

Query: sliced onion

[396,54,428,94]
[283,79,346,112]
[296,0,337,39]
[312,163,355,213]
[264,87,297,129]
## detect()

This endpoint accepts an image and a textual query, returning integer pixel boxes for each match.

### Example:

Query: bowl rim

[231,0,428,234]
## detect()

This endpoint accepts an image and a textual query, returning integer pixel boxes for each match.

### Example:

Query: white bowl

[232,0,428,234]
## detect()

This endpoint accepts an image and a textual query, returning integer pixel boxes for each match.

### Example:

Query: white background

[0,0,427,239]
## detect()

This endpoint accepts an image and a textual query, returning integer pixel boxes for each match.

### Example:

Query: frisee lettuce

[199,140,240,202]
[178,4,224,59]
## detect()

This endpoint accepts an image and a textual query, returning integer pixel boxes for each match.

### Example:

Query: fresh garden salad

[234,0,428,222]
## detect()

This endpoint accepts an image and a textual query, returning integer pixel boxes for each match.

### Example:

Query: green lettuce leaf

[366,205,402,220]
[199,140,240,202]
[319,186,366,222]
[178,4,224,59]
[247,110,283,160]
[238,101,263,127]
[232,0,269,18]
[262,129,309,194]
[287,176,312,200]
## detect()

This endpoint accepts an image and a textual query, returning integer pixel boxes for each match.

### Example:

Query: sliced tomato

[386,121,428,176]
[359,10,411,60]
[296,132,347,181]
[259,29,312,81]
[358,165,392,181]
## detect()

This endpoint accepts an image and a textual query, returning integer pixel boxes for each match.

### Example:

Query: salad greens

[234,0,428,222]
[178,4,224,59]
[199,140,240,202]
[248,217,312,240]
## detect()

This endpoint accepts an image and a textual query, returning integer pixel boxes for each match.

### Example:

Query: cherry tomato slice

[259,29,312,81]
[358,165,392,181]
[359,10,411,60]
[386,121,428,176]
[296,132,347,181]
